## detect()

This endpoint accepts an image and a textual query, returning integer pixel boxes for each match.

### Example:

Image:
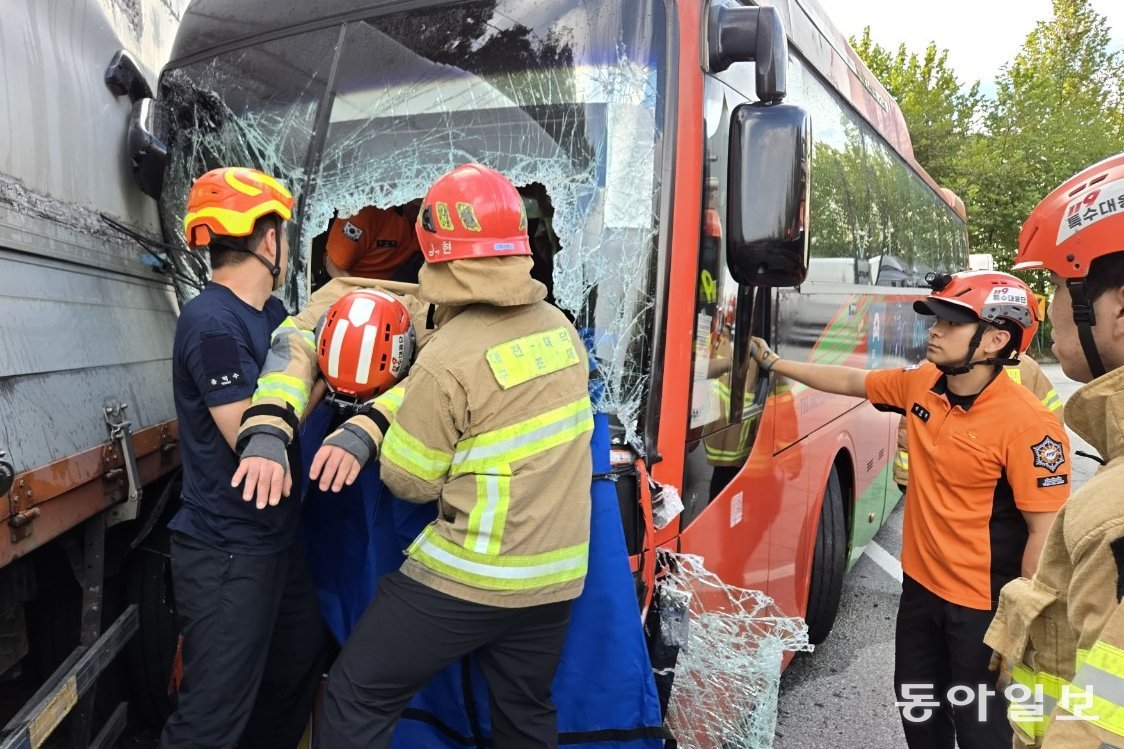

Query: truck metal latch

[103,401,143,525]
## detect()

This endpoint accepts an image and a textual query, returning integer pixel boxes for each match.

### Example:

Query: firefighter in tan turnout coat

[985,153,1124,748]
[233,276,432,497]
[236,164,592,749]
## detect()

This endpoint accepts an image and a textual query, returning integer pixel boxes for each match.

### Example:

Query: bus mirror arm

[706,1,788,103]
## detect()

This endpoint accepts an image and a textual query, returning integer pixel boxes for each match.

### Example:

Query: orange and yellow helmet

[183,167,294,249]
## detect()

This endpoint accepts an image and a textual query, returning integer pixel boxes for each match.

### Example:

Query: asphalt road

[773,363,1095,748]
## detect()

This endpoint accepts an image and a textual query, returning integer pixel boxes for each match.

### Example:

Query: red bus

[131,0,965,639]
[0,0,969,744]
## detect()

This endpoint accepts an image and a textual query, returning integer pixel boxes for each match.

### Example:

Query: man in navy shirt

[161,168,325,749]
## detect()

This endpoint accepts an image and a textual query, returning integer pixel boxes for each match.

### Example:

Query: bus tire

[125,525,179,729]
[804,466,846,645]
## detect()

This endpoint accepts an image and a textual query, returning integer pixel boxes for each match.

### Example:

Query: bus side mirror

[706,0,787,103]
[727,103,811,288]
[127,98,170,199]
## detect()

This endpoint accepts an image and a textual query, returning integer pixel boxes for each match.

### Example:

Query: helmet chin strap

[268,230,283,290]
[1068,278,1107,379]
[210,234,283,286]
[935,322,1020,376]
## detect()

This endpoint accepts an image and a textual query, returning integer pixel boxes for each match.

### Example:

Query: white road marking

[863,541,903,583]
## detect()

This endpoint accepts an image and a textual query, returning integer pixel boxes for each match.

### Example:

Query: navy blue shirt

[170,283,300,553]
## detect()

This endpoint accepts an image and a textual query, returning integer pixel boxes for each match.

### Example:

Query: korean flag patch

[342,220,364,242]
[1031,435,1065,473]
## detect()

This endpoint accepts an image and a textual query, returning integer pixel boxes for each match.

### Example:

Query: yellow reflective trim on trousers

[408,527,588,591]
[1077,648,1091,670]
[704,445,750,462]
[451,397,593,475]
[382,424,453,481]
[464,473,511,555]
[485,327,581,390]
[252,373,310,410]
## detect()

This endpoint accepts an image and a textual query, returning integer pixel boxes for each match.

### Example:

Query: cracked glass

[158,0,668,442]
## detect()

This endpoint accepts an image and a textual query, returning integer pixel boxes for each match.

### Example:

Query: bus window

[681,79,770,527]
[159,28,340,305]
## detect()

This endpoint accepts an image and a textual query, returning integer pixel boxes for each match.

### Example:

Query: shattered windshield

[158,0,668,443]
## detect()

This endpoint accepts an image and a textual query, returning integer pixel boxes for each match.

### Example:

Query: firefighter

[749,270,1071,749]
[232,276,432,502]
[985,152,1124,748]
[162,167,326,749]
[893,353,1064,493]
[324,202,424,282]
[306,163,594,749]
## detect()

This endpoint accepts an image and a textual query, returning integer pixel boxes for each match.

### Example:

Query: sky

[826,0,1124,96]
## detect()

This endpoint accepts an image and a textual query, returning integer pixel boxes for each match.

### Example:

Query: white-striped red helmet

[316,289,414,400]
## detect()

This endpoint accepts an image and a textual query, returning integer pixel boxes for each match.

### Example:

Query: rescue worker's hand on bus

[310,444,363,492]
[231,454,292,510]
[749,336,781,371]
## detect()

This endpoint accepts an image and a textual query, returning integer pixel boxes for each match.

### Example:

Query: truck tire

[804,466,847,645]
[125,525,179,728]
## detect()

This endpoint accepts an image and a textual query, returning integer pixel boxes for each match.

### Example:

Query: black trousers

[159,534,327,749]
[893,575,1012,749]
[317,571,573,749]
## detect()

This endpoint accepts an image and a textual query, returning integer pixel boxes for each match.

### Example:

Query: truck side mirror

[127,98,170,199]
[727,103,811,287]
[706,0,788,103]
[104,50,154,102]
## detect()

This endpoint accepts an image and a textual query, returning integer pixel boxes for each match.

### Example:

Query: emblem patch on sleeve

[342,220,364,242]
[1031,436,1065,473]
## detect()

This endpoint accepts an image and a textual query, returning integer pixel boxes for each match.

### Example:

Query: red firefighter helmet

[183,167,295,249]
[316,289,414,401]
[415,164,532,263]
[1014,153,1124,279]
[913,271,1039,354]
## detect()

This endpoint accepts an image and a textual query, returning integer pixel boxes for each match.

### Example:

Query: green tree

[970,0,1124,268]
[850,27,983,187]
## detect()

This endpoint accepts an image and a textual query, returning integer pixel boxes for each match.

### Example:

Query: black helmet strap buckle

[1068,278,1107,379]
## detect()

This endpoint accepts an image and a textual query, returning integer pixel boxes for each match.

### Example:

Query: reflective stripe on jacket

[381,298,593,607]
[237,278,432,450]
[985,365,1124,747]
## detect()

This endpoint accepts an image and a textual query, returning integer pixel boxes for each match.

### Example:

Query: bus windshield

[158,0,669,442]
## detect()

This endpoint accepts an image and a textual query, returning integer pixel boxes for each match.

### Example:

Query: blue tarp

[299,404,666,747]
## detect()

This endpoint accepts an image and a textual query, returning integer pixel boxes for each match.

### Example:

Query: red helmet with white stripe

[316,289,414,401]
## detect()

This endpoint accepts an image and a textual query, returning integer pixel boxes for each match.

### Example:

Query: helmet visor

[913,298,979,324]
